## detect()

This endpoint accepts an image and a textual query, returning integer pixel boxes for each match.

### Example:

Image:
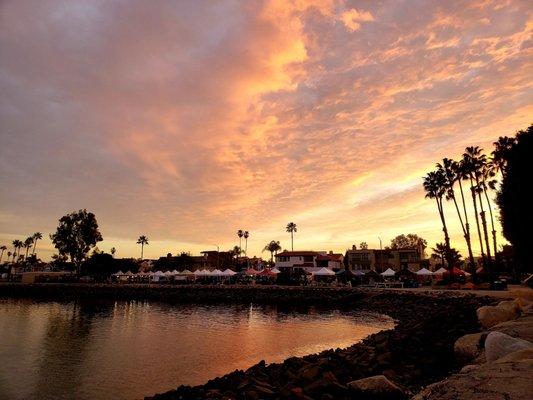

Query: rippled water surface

[0,298,393,400]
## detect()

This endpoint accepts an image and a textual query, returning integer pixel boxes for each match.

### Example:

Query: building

[345,245,424,273]
[275,251,343,272]
[316,252,344,271]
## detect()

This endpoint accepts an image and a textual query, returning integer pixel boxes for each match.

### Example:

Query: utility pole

[378,237,383,273]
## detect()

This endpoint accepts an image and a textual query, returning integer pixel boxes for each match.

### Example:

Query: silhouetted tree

[32,232,43,255]
[359,242,368,250]
[496,124,532,275]
[0,245,6,263]
[263,240,282,262]
[50,209,103,275]
[390,233,427,253]
[136,235,149,259]
[243,231,249,255]
[286,222,297,251]
[24,236,34,259]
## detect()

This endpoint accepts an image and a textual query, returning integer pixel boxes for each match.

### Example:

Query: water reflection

[0,299,393,400]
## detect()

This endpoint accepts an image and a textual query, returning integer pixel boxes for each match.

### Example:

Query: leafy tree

[431,243,462,267]
[359,242,368,250]
[263,240,282,262]
[12,240,23,262]
[390,233,427,253]
[50,209,103,275]
[497,124,532,275]
[110,247,116,256]
[23,236,34,259]
[286,222,297,251]
[237,230,244,250]
[136,235,149,259]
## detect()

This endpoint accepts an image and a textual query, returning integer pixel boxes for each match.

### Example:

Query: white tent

[312,267,335,276]
[153,271,165,277]
[193,269,205,276]
[221,269,237,276]
[113,270,124,276]
[164,270,173,276]
[380,268,396,277]
[210,269,223,276]
[270,267,281,274]
[124,270,133,276]
[170,270,180,275]
[434,267,447,275]
[180,269,193,275]
[416,268,433,276]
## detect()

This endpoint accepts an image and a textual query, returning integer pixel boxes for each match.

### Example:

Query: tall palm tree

[12,240,23,263]
[237,230,244,250]
[243,231,249,256]
[462,148,488,270]
[492,136,516,174]
[136,235,149,259]
[24,237,34,259]
[0,245,6,263]
[423,170,452,269]
[286,222,297,251]
[480,160,499,264]
[32,232,42,255]
[263,240,282,263]
[437,158,476,276]
[465,147,493,269]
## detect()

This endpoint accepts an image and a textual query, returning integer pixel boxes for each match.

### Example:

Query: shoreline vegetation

[0,283,498,399]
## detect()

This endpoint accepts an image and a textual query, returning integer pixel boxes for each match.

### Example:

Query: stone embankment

[416,290,533,400]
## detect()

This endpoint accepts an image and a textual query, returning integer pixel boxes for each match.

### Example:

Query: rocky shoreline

[143,290,495,399]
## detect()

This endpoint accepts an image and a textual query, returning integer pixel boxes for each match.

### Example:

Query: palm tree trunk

[245,239,248,256]
[458,180,477,282]
[436,198,452,273]
[270,251,274,262]
[476,182,493,270]
[32,240,38,255]
[469,178,486,269]
[291,231,294,251]
[483,184,498,265]
[25,247,29,259]
[0,250,4,263]
[141,243,144,259]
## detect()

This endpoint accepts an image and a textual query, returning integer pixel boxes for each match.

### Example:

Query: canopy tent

[164,270,173,276]
[124,270,134,276]
[434,267,447,275]
[207,269,223,277]
[153,271,165,277]
[351,270,365,276]
[180,269,193,275]
[443,267,466,277]
[270,268,281,274]
[193,269,205,276]
[380,268,396,277]
[221,269,237,276]
[258,268,278,277]
[112,270,124,276]
[170,270,180,276]
[242,268,260,275]
[415,268,433,276]
[311,267,335,276]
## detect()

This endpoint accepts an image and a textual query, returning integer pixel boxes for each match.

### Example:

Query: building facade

[345,245,424,272]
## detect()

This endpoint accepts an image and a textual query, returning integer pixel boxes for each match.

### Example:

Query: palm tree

[243,231,249,255]
[437,158,476,276]
[32,232,42,255]
[12,240,23,262]
[464,147,493,269]
[480,159,499,266]
[462,148,488,270]
[232,245,242,260]
[431,243,447,267]
[286,222,297,251]
[423,170,452,269]
[7,251,12,263]
[0,245,6,263]
[263,240,282,263]
[237,230,244,250]
[492,136,516,174]
[136,235,149,259]
[24,236,34,259]
[110,247,116,256]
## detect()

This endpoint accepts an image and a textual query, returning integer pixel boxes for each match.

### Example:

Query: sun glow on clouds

[0,0,531,260]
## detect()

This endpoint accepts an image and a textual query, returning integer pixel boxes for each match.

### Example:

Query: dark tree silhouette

[286,222,297,251]
[137,235,149,259]
[50,209,103,275]
[32,232,42,255]
[263,240,282,262]
[496,124,532,275]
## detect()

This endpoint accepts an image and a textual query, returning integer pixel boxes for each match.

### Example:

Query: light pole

[378,237,383,273]
[213,245,219,270]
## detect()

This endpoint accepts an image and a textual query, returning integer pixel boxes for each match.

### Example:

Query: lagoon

[0,298,393,400]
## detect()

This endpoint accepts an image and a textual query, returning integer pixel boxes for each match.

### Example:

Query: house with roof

[316,252,344,271]
[274,251,320,272]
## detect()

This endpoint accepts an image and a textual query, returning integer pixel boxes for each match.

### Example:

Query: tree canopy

[50,209,103,273]
[390,234,427,250]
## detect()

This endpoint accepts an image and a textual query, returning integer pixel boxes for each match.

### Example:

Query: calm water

[0,298,393,400]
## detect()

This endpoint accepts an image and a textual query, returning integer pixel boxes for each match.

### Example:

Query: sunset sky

[0,0,531,261]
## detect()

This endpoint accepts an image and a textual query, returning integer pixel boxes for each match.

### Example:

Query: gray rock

[485,331,533,362]
[490,315,533,343]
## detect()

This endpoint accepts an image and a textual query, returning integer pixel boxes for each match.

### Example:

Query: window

[303,256,314,262]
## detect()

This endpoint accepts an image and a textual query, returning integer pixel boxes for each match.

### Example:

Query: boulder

[494,348,533,364]
[453,333,484,364]
[490,315,533,343]
[347,375,407,399]
[485,331,533,362]
[477,305,517,329]
[497,300,521,314]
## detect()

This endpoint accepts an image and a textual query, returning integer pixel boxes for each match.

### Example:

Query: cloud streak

[0,0,531,259]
